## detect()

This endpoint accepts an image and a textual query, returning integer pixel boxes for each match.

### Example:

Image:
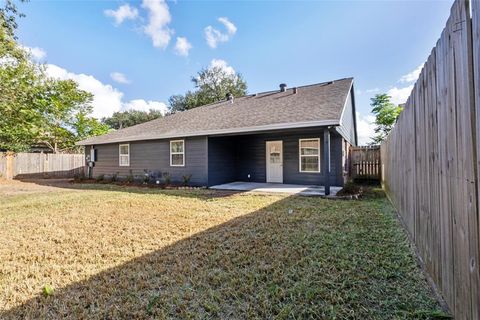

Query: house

[77,78,358,194]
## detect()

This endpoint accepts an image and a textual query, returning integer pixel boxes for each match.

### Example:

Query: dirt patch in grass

[0,182,447,319]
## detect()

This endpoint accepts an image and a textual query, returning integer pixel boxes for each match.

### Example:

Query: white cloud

[123,99,168,114]
[45,64,167,118]
[104,4,139,25]
[21,45,47,61]
[174,37,192,56]
[142,0,173,49]
[204,17,237,48]
[387,85,414,105]
[209,59,235,75]
[399,64,423,83]
[356,112,376,146]
[218,17,237,35]
[110,72,131,84]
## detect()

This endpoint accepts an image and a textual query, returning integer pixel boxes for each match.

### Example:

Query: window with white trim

[119,144,130,166]
[170,140,185,166]
[299,138,320,172]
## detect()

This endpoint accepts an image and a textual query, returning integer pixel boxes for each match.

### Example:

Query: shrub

[182,174,192,186]
[111,172,119,182]
[126,170,134,183]
[337,181,361,196]
[163,172,171,185]
[96,174,105,182]
[143,169,151,184]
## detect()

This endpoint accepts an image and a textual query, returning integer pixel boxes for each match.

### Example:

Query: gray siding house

[78,78,358,193]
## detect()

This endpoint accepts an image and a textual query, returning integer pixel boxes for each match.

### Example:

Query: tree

[1,0,25,39]
[370,94,403,145]
[168,66,247,113]
[36,79,110,152]
[0,6,110,152]
[102,109,163,130]
[73,112,110,142]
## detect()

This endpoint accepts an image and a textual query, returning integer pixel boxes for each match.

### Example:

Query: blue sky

[15,0,452,144]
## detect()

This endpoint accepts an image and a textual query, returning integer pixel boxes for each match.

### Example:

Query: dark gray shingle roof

[78,77,353,145]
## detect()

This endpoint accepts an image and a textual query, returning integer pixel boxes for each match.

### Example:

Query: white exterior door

[266,141,283,183]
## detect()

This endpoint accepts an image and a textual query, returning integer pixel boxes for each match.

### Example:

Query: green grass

[0,182,447,319]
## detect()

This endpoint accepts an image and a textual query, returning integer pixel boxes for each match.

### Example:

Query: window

[299,138,320,172]
[119,144,130,166]
[170,140,185,166]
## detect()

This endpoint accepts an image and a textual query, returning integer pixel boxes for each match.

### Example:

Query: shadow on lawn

[1,191,443,319]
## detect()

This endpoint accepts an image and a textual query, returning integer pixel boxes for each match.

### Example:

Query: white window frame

[299,138,321,173]
[119,143,130,167]
[170,140,185,167]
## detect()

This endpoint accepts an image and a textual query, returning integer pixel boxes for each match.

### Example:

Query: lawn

[0,181,446,319]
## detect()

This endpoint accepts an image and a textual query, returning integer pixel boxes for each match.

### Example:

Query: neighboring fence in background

[0,153,85,179]
[381,0,480,318]
[349,146,381,181]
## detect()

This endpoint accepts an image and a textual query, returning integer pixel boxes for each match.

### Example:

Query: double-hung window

[170,140,185,166]
[299,138,320,172]
[119,144,130,166]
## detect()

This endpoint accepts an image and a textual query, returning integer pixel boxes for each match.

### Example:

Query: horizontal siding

[86,137,208,186]
[337,90,357,146]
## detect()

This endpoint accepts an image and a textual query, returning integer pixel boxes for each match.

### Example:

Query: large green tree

[169,65,247,113]
[36,79,110,152]
[102,109,163,130]
[0,3,109,152]
[370,94,403,145]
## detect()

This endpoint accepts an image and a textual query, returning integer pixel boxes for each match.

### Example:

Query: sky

[14,0,453,145]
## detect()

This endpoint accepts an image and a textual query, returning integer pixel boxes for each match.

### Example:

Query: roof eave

[76,119,341,146]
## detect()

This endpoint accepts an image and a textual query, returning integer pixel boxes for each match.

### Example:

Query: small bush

[96,174,105,182]
[143,170,151,184]
[337,181,361,196]
[182,174,192,186]
[163,172,171,185]
[126,170,134,183]
[111,172,119,182]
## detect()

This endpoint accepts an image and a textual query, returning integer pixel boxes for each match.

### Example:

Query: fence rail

[381,0,480,318]
[349,146,381,181]
[0,153,85,179]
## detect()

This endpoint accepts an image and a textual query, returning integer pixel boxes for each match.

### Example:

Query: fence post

[6,152,14,180]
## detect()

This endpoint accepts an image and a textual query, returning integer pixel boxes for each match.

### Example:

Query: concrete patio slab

[209,181,342,196]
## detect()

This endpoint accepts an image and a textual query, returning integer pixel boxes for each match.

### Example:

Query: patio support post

[323,128,331,196]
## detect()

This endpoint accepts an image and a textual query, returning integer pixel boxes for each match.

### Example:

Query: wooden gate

[350,146,381,181]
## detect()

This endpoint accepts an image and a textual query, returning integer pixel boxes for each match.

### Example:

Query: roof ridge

[166,77,354,115]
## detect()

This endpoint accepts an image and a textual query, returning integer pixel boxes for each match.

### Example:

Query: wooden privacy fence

[0,153,85,179]
[381,0,480,318]
[349,146,381,181]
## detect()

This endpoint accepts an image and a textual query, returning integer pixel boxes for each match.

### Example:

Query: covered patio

[207,127,346,195]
